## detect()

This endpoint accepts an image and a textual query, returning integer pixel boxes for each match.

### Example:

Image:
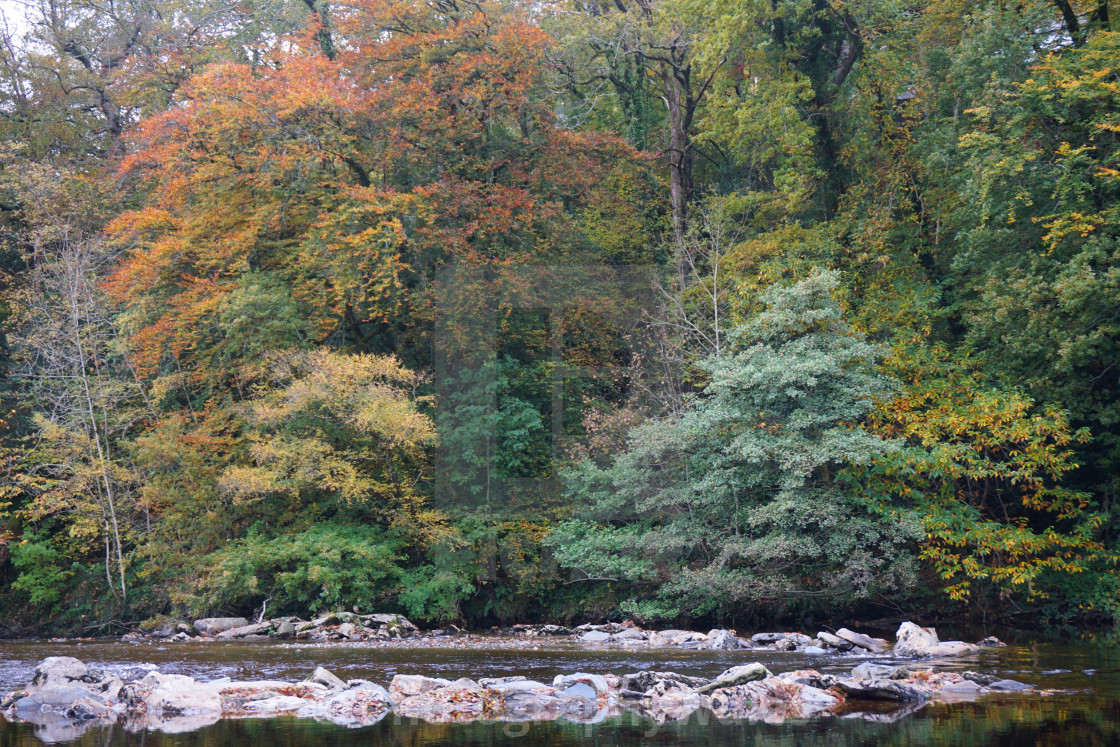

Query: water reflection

[3,696,1120,747]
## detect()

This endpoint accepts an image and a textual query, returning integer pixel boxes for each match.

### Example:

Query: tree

[859,346,1109,607]
[550,270,919,620]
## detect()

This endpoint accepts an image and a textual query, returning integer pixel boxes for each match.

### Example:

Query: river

[1,634,1118,745]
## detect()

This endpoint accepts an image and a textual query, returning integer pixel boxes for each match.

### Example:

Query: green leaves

[551,269,919,620]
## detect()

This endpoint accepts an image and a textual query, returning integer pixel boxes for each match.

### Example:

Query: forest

[0,0,1116,635]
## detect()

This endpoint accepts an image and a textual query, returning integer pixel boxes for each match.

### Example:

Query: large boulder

[25,657,122,702]
[697,663,772,694]
[193,617,250,635]
[894,621,979,658]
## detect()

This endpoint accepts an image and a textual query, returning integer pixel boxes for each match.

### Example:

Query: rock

[337,622,358,639]
[580,630,611,643]
[539,624,571,636]
[362,613,417,630]
[273,621,296,637]
[618,671,704,694]
[242,695,308,713]
[926,641,981,657]
[835,628,889,653]
[612,628,647,642]
[939,680,983,694]
[777,670,839,690]
[344,681,391,704]
[893,622,979,657]
[750,632,787,645]
[705,629,741,650]
[818,631,854,651]
[851,663,904,681]
[303,687,390,726]
[478,676,527,687]
[960,671,997,686]
[656,629,703,644]
[388,675,451,701]
[560,682,597,699]
[552,673,609,697]
[803,646,828,655]
[773,633,815,651]
[140,672,222,714]
[485,679,552,693]
[28,657,94,693]
[311,613,343,627]
[216,621,272,639]
[708,678,839,720]
[697,663,772,694]
[13,687,111,716]
[988,679,1034,691]
[834,678,930,702]
[193,618,250,636]
[978,636,1007,647]
[307,667,347,691]
[893,621,939,657]
[25,657,121,701]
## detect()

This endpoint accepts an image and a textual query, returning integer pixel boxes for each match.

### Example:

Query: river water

[1,634,1118,745]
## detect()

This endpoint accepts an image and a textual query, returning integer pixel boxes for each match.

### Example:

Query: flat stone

[193,618,250,636]
[698,663,772,694]
[216,621,272,639]
[835,628,889,653]
[750,632,787,645]
[803,646,828,654]
[580,630,611,643]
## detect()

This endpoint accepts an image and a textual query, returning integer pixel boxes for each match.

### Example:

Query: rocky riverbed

[2,622,1040,742]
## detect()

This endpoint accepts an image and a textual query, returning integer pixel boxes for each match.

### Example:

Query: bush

[191,524,405,616]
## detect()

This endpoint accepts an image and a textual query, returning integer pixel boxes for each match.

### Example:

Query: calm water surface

[1,634,1118,745]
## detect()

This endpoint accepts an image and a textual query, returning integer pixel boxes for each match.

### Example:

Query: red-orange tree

[107,1,650,394]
